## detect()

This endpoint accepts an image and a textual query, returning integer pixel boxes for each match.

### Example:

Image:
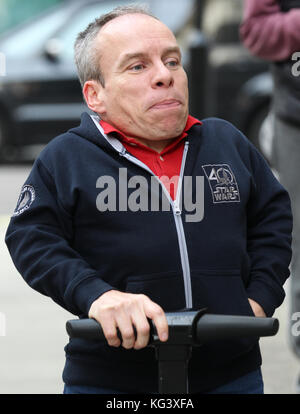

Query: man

[240,0,300,392]
[5,5,292,394]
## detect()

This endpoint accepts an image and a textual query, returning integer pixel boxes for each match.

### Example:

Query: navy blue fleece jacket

[5,113,292,393]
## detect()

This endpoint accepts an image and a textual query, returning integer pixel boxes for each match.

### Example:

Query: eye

[166,59,179,68]
[129,63,145,72]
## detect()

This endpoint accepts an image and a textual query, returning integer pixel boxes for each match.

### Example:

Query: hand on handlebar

[88,290,169,350]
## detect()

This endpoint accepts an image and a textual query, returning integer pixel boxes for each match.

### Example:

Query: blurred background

[0,0,298,394]
[0,0,274,162]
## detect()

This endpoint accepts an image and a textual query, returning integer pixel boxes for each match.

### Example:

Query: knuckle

[105,303,120,312]
[122,330,134,340]
[139,325,150,336]
[105,332,120,347]
[117,298,133,311]
[134,343,147,350]
[108,339,120,347]
[122,341,134,350]
[105,331,117,341]
[105,328,115,336]
[153,305,164,316]
[122,345,131,350]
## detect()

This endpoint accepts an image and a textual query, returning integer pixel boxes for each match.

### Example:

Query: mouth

[149,99,182,110]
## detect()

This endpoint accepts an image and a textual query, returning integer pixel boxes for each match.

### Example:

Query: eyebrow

[117,46,182,69]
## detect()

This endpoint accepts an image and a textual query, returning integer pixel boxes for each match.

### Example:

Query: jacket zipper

[121,142,193,309]
[91,116,193,308]
[172,142,193,309]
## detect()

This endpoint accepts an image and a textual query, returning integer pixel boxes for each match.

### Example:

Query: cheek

[179,72,189,98]
[104,83,146,124]
[122,90,149,120]
[109,79,144,108]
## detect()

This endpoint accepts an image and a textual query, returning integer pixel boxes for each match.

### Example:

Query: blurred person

[5,5,292,394]
[240,0,300,391]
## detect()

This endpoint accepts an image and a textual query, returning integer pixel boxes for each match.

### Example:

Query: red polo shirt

[100,115,202,200]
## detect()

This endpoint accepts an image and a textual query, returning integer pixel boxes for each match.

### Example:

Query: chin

[160,120,187,138]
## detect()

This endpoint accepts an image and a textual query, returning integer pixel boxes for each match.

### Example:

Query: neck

[129,136,173,153]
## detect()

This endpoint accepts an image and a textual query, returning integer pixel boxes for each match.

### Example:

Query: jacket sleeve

[246,145,293,317]
[5,158,114,316]
[240,0,300,61]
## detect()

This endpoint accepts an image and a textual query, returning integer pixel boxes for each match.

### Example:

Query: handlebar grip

[66,318,135,342]
[195,314,279,343]
[66,318,106,340]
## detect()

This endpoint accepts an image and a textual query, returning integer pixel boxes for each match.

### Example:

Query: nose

[151,61,174,89]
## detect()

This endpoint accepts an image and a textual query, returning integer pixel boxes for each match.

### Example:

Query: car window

[0,0,62,35]
[0,7,71,57]
[53,0,196,62]
[0,0,195,60]
[53,1,124,62]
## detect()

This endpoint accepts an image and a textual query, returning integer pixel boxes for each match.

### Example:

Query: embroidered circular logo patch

[13,185,35,216]
[202,164,240,203]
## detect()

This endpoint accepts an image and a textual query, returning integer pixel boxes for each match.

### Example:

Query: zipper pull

[174,205,182,216]
[119,148,126,157]
[184,140,189,152]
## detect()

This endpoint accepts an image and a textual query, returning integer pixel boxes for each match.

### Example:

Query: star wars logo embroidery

[13,185,35,216]
[202,164,240,203]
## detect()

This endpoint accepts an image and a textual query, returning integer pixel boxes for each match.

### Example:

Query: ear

[83,80,106,115]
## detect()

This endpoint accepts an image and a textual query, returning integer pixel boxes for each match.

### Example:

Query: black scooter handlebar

[195,313,279,342]
[66,310,279,345]
[66,310,279,394]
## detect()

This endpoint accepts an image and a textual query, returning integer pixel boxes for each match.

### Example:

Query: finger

[115,311,136,349]
[144,300,168,342]
[132,315,151,350]
[100,317,121,348]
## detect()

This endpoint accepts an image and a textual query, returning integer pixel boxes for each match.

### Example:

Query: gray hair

[74,4,158,88]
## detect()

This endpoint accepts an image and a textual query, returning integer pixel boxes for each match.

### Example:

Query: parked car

[0,0,272,161]
[0,0,199,160]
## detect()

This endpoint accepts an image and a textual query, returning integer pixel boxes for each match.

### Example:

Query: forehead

[97,13,178,55]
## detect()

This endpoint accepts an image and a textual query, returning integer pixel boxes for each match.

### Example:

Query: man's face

[87,14,189,142]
